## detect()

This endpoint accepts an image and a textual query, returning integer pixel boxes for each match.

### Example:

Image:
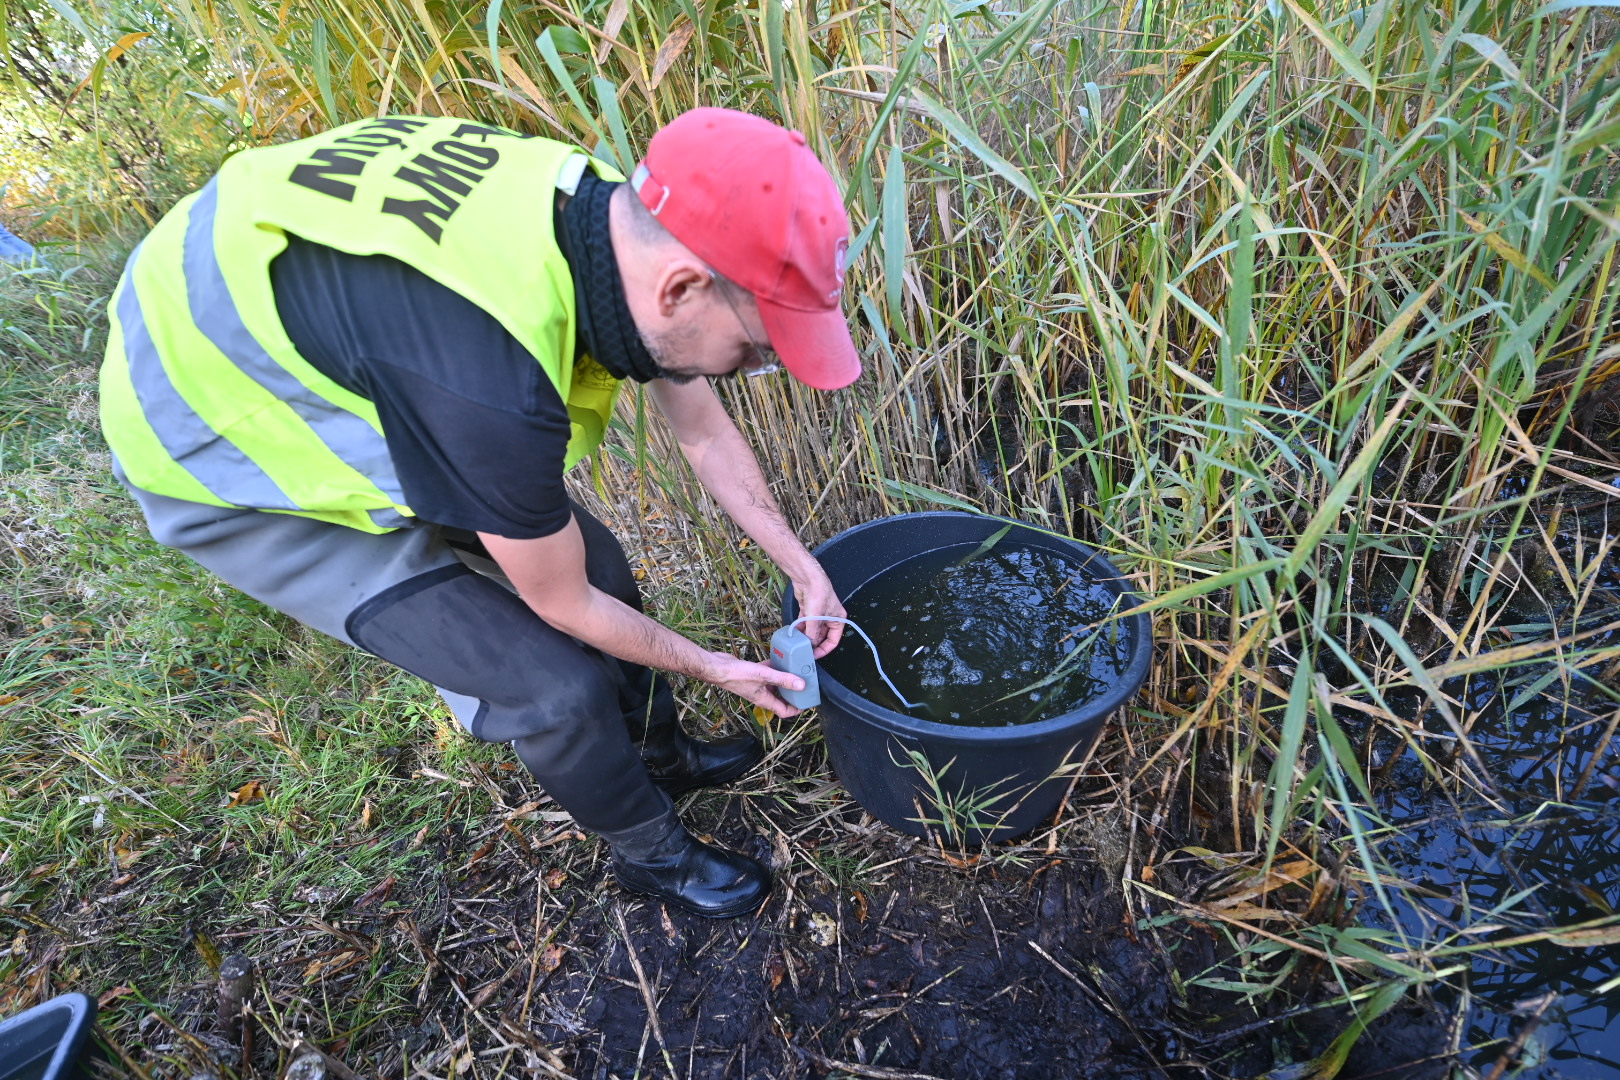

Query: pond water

[1369,689,1620,1077]
[1362,540,1620,1077]
[819,540,1133,726]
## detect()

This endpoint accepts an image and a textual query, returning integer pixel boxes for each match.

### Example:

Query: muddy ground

[453,818,1167,1079]
[15,714,1455,1080]
[324,765,1180,1080]
[191,732,1448,1080]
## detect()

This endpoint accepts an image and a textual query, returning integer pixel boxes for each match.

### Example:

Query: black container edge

[785,511,1152,747]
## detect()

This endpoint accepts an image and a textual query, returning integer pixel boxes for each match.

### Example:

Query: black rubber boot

[624,680,765,796]
[611,825,772,918]
[642,727,765,797]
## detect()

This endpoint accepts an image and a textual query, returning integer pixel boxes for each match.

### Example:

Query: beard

[642,325,742,384]
[641,325,701,384]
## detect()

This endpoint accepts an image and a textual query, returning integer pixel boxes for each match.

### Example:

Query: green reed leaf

[1280,0,1376,91]
[485,0,508,90]
[878,478,981,512]
[909,88,1036,199]
[957,523,1012,566]
[881,143,907,327]
[311,18,338,124]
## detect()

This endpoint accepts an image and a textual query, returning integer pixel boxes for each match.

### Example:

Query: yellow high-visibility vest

[100,115,622,533]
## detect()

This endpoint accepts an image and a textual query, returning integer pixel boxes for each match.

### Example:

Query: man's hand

[705,651,806,718]
[789,560,846,657]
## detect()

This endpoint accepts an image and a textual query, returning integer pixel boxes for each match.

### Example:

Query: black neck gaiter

[558,173,660,384]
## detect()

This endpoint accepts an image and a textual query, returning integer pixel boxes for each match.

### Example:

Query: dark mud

[547,832,1164,1078]
[363,748,1455,1080]
[17,723,1462,1080]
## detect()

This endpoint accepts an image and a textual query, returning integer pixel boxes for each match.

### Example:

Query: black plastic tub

[0,992,98,1080]
[784,512,1152,844]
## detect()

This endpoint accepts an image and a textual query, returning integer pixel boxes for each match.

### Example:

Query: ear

[655,258,714,317]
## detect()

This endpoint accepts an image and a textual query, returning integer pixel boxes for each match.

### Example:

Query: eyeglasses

[709,270,781,378]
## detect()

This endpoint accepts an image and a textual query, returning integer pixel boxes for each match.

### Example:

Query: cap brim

[757,299,861,391]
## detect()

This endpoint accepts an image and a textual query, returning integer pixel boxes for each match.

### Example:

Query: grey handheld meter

[768,625,821,710]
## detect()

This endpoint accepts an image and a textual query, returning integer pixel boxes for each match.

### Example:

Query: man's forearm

[480,522,807,715]
[531,582,717,679]
[682,420,816,574]
[644,378,845,652]
[481,525,717,678]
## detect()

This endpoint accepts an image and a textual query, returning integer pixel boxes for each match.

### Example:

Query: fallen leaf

[296,885,342,906]
[97,985,135,1007]
[226,780,265,808]
[538,944,564,973]
[852,892,869,923]
[1552,925,1620,947]
[543,868,566,889]
[0,696,19,707]
[752,705,773,727]
[469,971,511,1009]
[1209,858,1317,909]
[304,950,359,983]
[1208,901,1303,924]
[767,954,786,990]
[466,838,498,868]
[113,835,155,869]
[192,926,223,972]
[503,799,547,820]
[352,875,396,909]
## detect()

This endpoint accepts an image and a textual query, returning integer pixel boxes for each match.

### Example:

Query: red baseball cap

[632,108,861,391]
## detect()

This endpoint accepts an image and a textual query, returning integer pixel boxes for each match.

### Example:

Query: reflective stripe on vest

[118,243,300,513]
[117,189,414,531]
[182,182,412,526]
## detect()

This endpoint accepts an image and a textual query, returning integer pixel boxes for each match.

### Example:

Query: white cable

[791,615,923,710]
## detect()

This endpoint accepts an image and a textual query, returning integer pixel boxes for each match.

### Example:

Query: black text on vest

[288,117,433,201]
[380,125,526,242]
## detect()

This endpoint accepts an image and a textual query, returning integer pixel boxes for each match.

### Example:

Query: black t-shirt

[269,235,574,539]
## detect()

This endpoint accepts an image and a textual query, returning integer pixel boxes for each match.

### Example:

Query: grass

[2,0,1620,1074]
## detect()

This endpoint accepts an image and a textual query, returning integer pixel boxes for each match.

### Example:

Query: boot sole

[651,741,766,798]
[612,872,769,918]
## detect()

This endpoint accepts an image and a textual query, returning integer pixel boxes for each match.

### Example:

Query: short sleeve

[270,236,574,539]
